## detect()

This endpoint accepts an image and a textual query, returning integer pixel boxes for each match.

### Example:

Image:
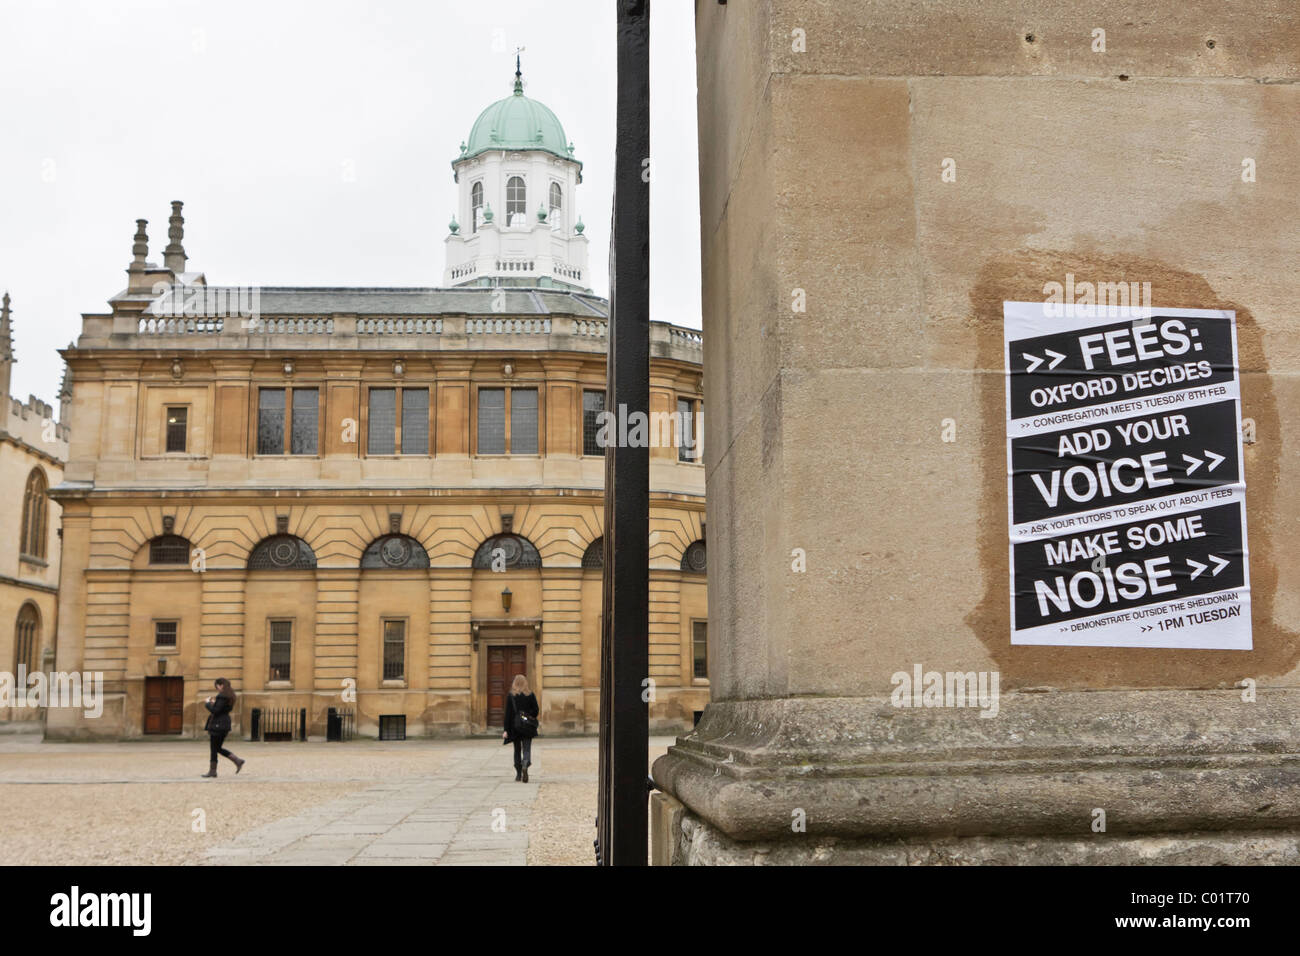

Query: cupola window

[507,176,527,224]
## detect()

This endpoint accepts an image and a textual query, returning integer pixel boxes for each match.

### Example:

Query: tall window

[692,620,708,680]
[367,388,397,455]
[370,387,429,455]
[471,181,484,232]
[257,388,318,455]
[678,397,699,462]
[19,469,48,560]
[477,388,505,455]
[165,406,188,453]
[13,604,39,675]
[506,176,526,222]
[269,620,293,681]
[401,388,429,455]
[383,619,406,681]
[476,386,540,455]
[291,388,318,454]
[583,390,605,456]
[511,388,538,455]
[549,182,562,220]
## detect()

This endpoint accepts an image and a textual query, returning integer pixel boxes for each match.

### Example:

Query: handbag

[513,712,538,738]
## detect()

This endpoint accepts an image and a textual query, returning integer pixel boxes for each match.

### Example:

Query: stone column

[652,0,1300,865]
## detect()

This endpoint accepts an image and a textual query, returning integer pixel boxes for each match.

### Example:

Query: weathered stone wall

[654,0,1300,864]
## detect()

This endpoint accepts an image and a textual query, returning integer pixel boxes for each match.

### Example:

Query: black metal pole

[598,0,650,866]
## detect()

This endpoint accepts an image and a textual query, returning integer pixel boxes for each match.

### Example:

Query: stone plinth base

[651,690,1300,865]
[652,792,1300,865]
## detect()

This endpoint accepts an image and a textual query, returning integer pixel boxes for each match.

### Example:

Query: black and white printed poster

[1003,301,1251,648]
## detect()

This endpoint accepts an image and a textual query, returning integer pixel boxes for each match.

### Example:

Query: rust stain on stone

[965,249,1299,686]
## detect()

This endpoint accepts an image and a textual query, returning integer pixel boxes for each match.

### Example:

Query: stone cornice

[0,572,58,594]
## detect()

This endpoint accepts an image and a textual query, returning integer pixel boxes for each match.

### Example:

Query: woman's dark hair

[214,677,236,701]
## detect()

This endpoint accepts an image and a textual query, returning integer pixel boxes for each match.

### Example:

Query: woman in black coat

[502,674,539,782]
[201,677,246,777]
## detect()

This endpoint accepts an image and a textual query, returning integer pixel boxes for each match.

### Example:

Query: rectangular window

[477,388,506,455]
[678,398,697,462]
[401,388,429,455]
[583,390,605,456]
[383,620,406,681]
[368,388,397,455]
[258,388,318,455]
[511,388,538,455]
[291,388,318,455]
[257,389,285,455]
[165,407,187,453]
[269,620,293,681]
[155,621,178,648]
[692,620,708,680]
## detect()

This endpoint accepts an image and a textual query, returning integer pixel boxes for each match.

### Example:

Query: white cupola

[443,57,590,291]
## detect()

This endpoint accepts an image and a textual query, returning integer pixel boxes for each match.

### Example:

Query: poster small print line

[1003,301,1251,649]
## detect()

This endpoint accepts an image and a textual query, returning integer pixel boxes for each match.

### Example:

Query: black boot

[522,766,529,783]
[201,760,217,778]
[514,765,522,782]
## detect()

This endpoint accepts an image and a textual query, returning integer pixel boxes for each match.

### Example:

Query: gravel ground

[524,737,672,866]
[0,733,675,866]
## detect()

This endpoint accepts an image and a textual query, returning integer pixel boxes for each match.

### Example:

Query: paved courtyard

[0,729,674,866]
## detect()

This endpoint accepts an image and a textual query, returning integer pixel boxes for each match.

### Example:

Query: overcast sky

[0,0,701,404]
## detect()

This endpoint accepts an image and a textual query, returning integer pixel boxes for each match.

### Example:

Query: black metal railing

[250,706,307,741]
[326,707,355,742]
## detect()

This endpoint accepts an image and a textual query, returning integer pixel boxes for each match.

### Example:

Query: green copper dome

[456,71,579,170]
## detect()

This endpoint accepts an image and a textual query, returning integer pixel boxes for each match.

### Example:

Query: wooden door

[143,677,184,734]
[487,645,527,729]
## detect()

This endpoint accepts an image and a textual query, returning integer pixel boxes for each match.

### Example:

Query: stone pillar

[652,0,1300,864]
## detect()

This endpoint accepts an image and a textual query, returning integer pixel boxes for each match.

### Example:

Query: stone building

[46,69,708,740]
[654,1,1300,863]
[0,292,71,721]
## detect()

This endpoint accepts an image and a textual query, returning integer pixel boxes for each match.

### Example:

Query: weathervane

[514,46,526,93]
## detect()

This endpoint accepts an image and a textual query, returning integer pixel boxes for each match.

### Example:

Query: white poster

[1003,301,1251,649]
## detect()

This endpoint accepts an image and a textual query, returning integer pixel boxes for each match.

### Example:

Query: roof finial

[129,219,149,273]
[163,200,187,273]
[514,46,525,94]
[0,291,12,361]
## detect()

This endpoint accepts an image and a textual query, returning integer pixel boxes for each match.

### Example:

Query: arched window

[149,535,192,565]
[581,537,604,569]
[471,181,484,232]
[472,533,541,570]
[549,182,562,220]
[13,603,39,675]
[248,535,317,570]
[19,469,48,560]
[506,176,527,223]
[681,539,707,574]
[361,534,430,569]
